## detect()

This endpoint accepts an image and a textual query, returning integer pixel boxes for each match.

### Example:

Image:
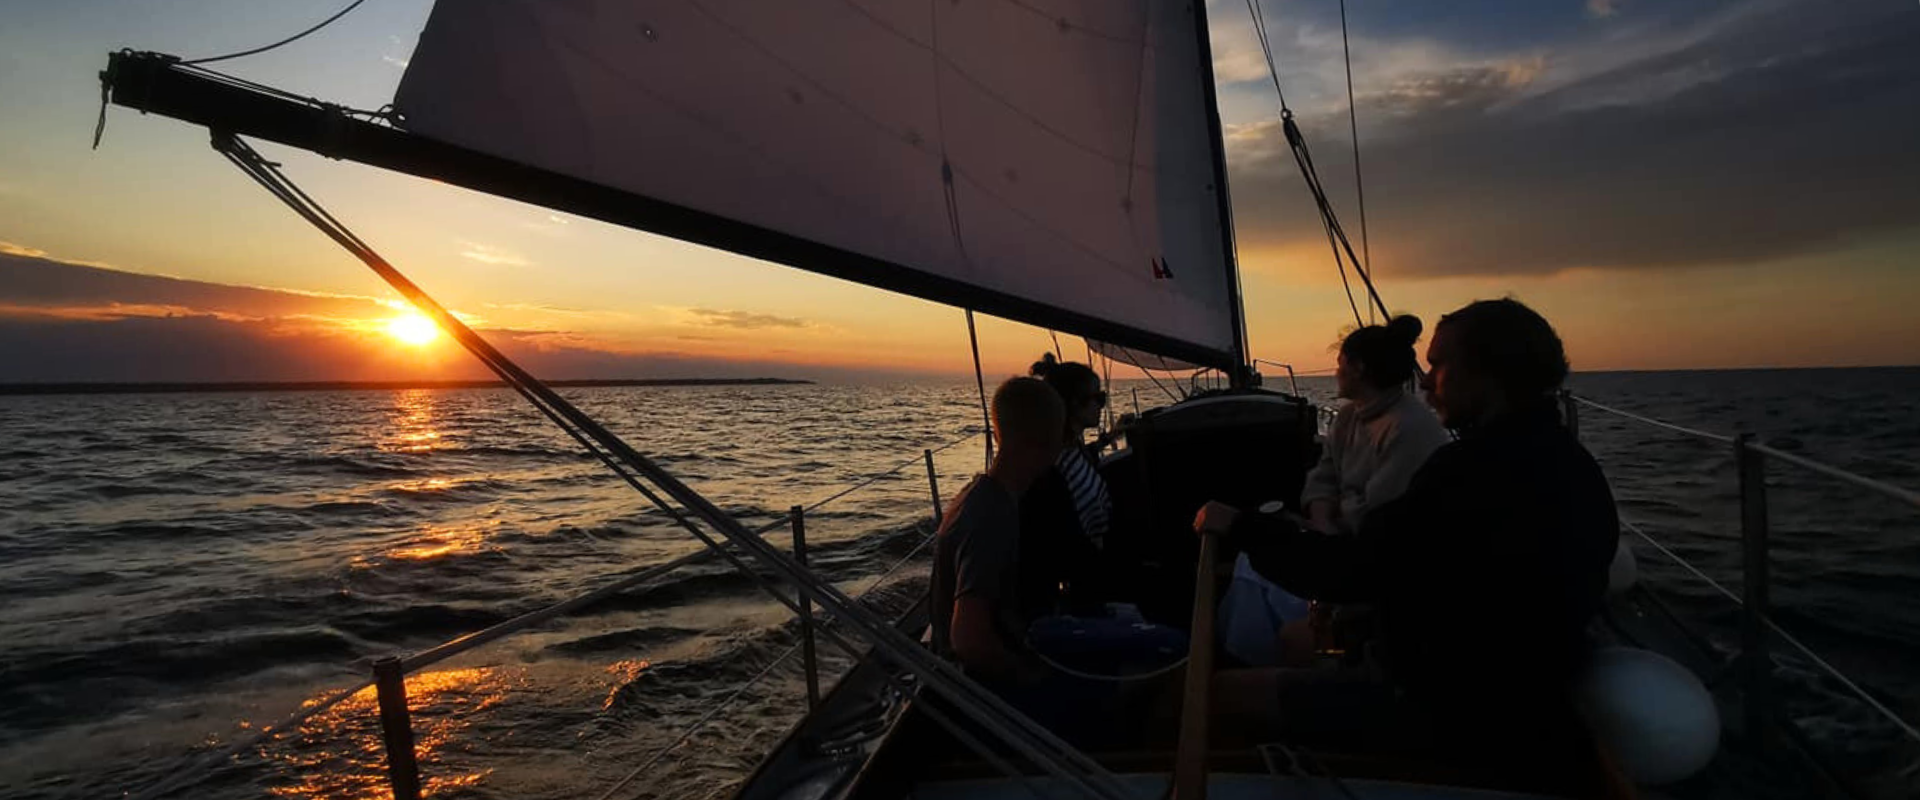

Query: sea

[0,369,1915,800]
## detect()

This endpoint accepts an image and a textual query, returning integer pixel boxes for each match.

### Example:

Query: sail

[392,0,1241,367]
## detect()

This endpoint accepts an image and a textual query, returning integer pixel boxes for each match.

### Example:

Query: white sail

[393,0,1241,366]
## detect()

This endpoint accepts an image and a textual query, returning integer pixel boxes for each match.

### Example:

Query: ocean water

[0,370,1915,799]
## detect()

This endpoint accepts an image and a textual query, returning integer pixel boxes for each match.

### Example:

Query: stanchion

[924,449,944,527]
[372,656,423,800]
[1736,434,1773,747]
[791,504,821,709]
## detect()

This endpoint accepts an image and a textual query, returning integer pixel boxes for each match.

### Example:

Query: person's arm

[1300,412,1347,529]
[947,491,1041,683]
[1301,432,1341,511]
[1234,506,1378,602]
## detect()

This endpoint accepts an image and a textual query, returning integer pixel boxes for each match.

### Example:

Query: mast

[1189,1,1254,388]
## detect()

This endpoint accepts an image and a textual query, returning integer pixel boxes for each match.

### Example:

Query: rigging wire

[182,0,371,65]
[967,309,995,469]
[1142,366,1182,404]
[1338,0,1373,324]
[1243,0,1391,327]
[213,136,1130,800]
[595,524,944,800]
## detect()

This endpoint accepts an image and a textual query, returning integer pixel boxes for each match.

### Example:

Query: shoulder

[946,476,1013,528]
[1378,394,1450,446]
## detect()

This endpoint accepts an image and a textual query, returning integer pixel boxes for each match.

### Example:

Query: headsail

[393,0,1242,368]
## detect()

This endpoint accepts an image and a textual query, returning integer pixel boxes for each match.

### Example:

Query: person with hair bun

[1194,299,1620,785]
[1302,315,1451,536]
[1018,352,1114,616]
[1218,316,1446,667]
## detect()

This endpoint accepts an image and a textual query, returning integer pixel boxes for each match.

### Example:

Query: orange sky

[1,1,1915,383]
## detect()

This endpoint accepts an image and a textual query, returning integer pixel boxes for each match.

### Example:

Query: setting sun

[385,312,442,346]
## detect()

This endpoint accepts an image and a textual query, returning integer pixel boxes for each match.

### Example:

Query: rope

[1746,442,1920,511]
[403,549,717,673]
[1243,0,1389,327]
[214,136,1131,800]
[1621,519,1920,745]
[1620,519,1741,606]
[181,0,371,65]
[1034,652,1189,684]
[754,428,978,535]
[1571,396,1734,444]
[1573,395,1918,511]
[1143,367,1181,404]
[123,425,973,800]
[596,525,942,800]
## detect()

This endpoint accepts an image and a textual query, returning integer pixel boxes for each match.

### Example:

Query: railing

[1560,392,1920,758]
[123,429,979,800]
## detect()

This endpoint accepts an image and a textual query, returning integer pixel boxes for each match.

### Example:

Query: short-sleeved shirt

[930,475,1024,661]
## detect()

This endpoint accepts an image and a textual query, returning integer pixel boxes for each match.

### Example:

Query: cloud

[686,308,808,330]
[458,243,531,267]
[0,249,390,319]
[0,241,47,258]
[0,249,848,383]
[1223,1,1920,279]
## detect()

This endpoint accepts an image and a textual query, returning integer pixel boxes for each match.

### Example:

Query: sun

[385,312,443,346]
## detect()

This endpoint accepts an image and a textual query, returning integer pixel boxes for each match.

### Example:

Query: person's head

[1422,298,1569,429]
[991,376,1067,465]
[1335,314,1424,399]
[1029,353,1104,436]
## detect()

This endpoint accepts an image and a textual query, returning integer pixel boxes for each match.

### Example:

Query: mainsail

[393,0,1245,368]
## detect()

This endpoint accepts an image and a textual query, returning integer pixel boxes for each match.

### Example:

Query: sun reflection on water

[380,390,443,453]
[383,526,491,562]
[263,667,520,799]
[603,659,650,710]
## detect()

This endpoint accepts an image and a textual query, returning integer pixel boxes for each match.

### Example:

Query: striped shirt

[1056,447,1111,548]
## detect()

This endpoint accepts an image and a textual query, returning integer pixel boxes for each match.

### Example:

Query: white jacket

[1302,388,1452,533]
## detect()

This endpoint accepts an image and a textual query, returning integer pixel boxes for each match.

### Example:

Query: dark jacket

[1231,400,1618,722]
[1017,447,1107,619]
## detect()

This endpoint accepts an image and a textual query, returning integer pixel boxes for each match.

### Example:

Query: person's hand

[1306,499,1339,534]
[1193,501,1239,535]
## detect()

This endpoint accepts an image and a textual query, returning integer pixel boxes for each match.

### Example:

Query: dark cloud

[0,250,385,319]
[0,253,855,383]
[1227,2,1920,278]
[0,313,849,383]
[687,308,809,330]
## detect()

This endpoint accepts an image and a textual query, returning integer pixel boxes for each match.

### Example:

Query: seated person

[930,376,1116,742]
[1019,353,1115,616]
[1302,314,1451,535]
[1195,299,1619,785]
[1220,316,1450,666]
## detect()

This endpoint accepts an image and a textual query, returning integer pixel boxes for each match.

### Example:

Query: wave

[0,628,361,737]
[544,625,706,656]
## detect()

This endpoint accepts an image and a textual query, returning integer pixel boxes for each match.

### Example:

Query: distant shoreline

[0,378,814,396]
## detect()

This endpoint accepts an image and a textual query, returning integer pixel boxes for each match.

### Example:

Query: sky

[0,0,1916,383]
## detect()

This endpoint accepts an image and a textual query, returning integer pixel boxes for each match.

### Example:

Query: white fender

[1575,646,1720,785]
